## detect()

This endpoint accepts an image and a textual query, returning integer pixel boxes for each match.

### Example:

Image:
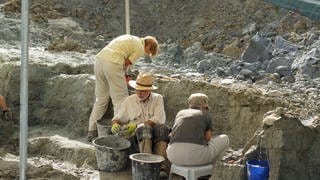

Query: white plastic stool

[168,163,213,180]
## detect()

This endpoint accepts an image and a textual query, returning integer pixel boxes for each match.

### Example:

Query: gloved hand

[123,122,137,137]
[111,123,121,134]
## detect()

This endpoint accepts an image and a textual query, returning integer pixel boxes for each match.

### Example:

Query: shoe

[87,131,98,142]
[159,170,168,179]
[198,175,211,180]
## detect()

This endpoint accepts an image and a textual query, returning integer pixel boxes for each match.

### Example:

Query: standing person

[111,72,171,179]
[87,35,159,142]
[167,93,229,167]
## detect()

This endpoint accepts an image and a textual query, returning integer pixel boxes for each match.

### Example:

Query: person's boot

[87,131,98,142]
[198,175,211,180]
[155,141,171,170]
[159,170,169,179]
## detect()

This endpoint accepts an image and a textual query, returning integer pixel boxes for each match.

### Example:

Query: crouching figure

[167,93,229,166]
[111,72,170,178]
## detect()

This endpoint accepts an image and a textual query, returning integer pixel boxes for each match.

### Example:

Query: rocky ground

[0,0,320,179]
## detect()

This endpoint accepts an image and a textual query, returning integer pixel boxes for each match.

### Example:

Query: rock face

[0,50,95,137]
[156,78,284,147]
[0,57,283,146]
[3,53,320,179]
[264,114,320,180]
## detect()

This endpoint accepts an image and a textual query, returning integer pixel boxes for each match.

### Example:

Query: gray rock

[217,67,228,77]
[242,23,257,35]
[275,36,298,52]
[266,57,293,73]
[183,42,205,65]
[196,59,211,72]
[241,34,272,63]
[292,48,320,78]
[275,66,292,77]
[239,69,254,79]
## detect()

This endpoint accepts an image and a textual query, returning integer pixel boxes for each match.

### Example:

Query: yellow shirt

[96,34,145,65]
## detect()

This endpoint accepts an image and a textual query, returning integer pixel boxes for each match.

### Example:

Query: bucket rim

[129,153,165,163]
[92,135,131,150]
[97,119,112,126]
[246,159,269,168]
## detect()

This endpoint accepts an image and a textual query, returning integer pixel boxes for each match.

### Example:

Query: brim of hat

[129,80,158,90]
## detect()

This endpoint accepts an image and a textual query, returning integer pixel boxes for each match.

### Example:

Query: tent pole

[19,0,30,179]
[125,0,130,34]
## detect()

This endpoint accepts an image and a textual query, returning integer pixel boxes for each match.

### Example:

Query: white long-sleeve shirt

[113,92,166,125]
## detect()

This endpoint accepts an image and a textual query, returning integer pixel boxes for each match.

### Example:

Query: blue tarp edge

[263,0,320,21]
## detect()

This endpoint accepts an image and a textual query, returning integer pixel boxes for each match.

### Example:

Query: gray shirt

[169,108,213,145]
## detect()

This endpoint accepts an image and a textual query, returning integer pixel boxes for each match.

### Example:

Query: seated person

[167,93,229,166]
[111,72,170,178]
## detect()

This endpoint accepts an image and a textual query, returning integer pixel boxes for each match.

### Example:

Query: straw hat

[129,72,158,90]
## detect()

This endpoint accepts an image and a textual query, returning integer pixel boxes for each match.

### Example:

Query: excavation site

[0,0,320,179]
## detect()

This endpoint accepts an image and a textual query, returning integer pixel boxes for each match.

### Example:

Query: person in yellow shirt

[87,34,159,142]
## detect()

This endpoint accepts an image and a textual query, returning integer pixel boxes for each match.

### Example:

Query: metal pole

[20,0,30,179]
[125,0,130,34]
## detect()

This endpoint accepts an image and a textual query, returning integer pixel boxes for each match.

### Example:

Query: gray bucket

[130,153,165,180]
[97,119,112,136]
[93,135,131,172]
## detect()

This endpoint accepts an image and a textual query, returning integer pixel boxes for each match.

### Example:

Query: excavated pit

[0,59,309,179]
[1,0,320,179]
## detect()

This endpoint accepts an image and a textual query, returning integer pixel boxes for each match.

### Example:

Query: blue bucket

[246,160,269,180]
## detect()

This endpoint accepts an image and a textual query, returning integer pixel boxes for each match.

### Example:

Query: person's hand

[123,122,137,137]
[124,58,132,69]
[125,74,131,85]
[111,123,121,134]
[144,120,155,127]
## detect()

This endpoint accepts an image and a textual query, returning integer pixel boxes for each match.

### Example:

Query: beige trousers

[88,58,128,131]
[139,139,171,171]
[166,134,229,166]
[139,138,153,153]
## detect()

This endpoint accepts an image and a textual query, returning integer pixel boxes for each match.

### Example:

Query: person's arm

[205,130,212,141]
[0,95,8,112]
[113,96,135,124]
[204,112,213,141]
[124,58,132,69]
[0,95,11,121]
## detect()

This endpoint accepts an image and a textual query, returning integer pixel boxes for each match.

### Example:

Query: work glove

[111,123,121,134]
[123,122,137,137]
